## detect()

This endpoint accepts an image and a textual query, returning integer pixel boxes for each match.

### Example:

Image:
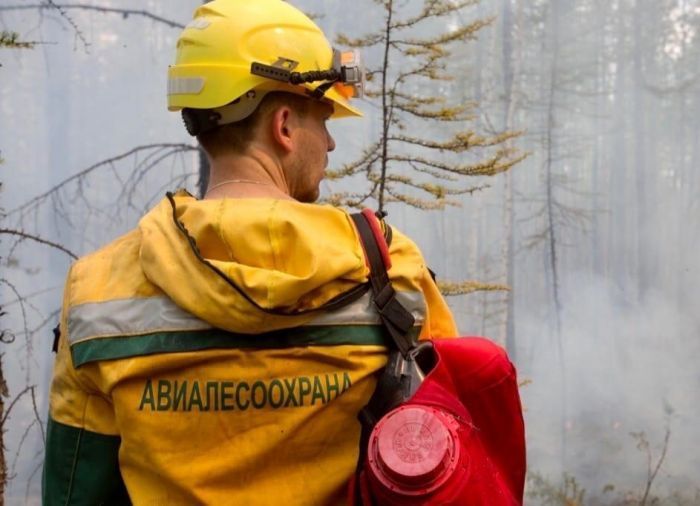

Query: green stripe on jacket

[70,325,418,367]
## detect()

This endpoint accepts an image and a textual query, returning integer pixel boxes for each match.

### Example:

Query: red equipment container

[366,405,468,504]
[358,338,525,506]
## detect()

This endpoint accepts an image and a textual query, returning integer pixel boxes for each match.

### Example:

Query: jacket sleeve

[384,225,458,339]
[418,264,459,339]
[42,270,131,506]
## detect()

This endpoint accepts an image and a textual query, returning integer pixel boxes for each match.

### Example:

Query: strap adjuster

[373,284,395,309]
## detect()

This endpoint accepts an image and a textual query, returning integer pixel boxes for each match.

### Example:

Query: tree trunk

[544,0,567,470]
[499,0,522,360]
[591,0,606,279]
[610,1,629,300]
[0,354,8,498]
[634,0,649,302]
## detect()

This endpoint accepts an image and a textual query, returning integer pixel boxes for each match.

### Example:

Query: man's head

[197,91,335,202]
[167,0,362,201]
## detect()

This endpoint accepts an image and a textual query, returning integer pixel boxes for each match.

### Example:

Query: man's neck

[204,147,292,200]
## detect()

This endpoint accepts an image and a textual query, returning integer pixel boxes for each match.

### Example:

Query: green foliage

[437,280,509,295]
[326,0,525,212]
[0,31,34,49]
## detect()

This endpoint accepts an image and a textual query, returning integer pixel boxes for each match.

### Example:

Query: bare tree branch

[30,387,45,446]
[0,281,30,370]
[44,0,89,51]
[0,229,77,259]
[24,460,43,503]
[0,386,32,427]
[10,420,37,479]
[638,427,672,506]
[0,3,185,30]
[7,143,195,218]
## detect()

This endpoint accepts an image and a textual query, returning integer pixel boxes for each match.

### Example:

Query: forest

[1,0,698,504]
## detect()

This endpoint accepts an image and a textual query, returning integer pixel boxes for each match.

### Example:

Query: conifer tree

[325,0,525,214]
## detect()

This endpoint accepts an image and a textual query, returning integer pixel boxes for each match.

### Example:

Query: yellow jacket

[43,191,457,505]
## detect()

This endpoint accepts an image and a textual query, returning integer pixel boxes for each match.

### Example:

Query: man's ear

[270,106,296,153]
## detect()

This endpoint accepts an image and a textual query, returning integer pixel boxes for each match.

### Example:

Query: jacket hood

[138,191,370,334]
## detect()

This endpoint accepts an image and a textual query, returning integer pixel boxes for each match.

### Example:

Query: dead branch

[30,386,45,446]
[0,3,185,30]
[0,280,29,365]
[640,427,671,506]
[122,146,195,212]
[10,420,37,479]
[8,386,45,482]
[0,229,77,259]
[2,286,60,307]
[7,143,195,218]
[44,0,89,51]
[0,386,32,427]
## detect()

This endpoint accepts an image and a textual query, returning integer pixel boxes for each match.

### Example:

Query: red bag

[349,211,526,505]
[353,338,526,505]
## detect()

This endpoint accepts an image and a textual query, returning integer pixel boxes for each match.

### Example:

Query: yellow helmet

[168,0,363,134]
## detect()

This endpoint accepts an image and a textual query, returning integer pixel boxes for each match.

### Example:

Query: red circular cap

[368,405,460,493]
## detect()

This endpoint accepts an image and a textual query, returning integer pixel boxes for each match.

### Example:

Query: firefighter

[42,1,458,504]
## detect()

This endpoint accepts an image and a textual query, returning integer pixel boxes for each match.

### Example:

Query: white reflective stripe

[67,297,211,346]
[168,77,205,96]
[67,291,426,346]
[306,291,425,327]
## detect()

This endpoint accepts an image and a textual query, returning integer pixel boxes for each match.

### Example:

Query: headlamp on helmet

[251,49,366,100]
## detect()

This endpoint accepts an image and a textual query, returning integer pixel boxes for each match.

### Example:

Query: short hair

[197,91,313,158]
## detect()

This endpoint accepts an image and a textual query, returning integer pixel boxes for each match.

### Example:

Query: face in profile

[287,100,336,203]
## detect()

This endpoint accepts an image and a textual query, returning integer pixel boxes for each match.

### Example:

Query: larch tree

[325,0,525,216]
[324,0,524,297]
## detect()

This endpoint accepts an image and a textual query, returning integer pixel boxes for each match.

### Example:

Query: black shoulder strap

[350,210,430,505]
[350,211,415,357]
